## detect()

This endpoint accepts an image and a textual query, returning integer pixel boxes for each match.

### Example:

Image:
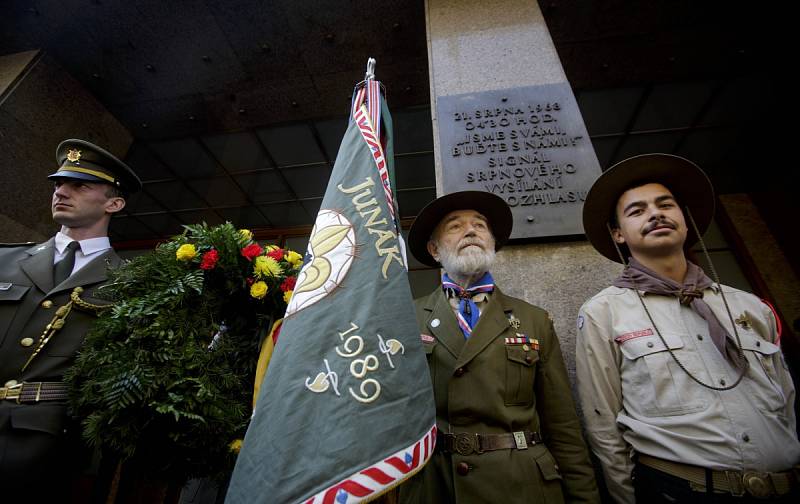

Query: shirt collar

[55,231,111,255]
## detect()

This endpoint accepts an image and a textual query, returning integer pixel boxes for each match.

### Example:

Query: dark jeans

[633,463,800,503]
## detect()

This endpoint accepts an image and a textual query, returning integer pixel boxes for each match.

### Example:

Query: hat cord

[606,207,748,391]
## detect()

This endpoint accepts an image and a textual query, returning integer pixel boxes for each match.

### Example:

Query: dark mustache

[642,218,676,234]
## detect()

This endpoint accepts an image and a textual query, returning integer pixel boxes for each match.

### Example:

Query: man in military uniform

[399,191,599,503]
[0,139,140,497]
[576,154,800,503]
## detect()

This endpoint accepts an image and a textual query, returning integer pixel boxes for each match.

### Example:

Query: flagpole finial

[365,58,376,81]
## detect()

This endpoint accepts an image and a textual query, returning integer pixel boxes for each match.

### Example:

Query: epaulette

[0,242,36,247]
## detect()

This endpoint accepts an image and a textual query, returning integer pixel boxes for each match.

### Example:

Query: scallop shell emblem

[286,210,356,316]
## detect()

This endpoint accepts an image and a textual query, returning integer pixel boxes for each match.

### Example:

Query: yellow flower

[176,244,197,261]
[283,290,293,304]
[265,244,279,252]
[254,256,283,278]
[285,250,303,268]
[229,439,243,453]
[239,229,253,242]
[250,281,268,299]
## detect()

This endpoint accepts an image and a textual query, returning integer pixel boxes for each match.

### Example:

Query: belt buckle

[1,383,23,402]
[454,433,476,456]
[513,431,528,450]
[743,471,774,499]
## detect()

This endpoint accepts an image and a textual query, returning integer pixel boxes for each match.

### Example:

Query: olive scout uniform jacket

[0,238,119,488]
[400,286,599,503]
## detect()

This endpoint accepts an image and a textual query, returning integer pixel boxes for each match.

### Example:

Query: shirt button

[456,462,470,475]
[41,300,53,309]
[756,341,761,347]
[720,379,727,386]
[697,334,703,341]
[743,434,750,442]
[646,342,654,348]
[454,367,466,377]
[20,337,34,347]
[4,380,18,387]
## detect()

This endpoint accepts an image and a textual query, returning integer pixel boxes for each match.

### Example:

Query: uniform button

[20,337,34,347]
[41,300,53,309]
[697,334,703,341]
[4,380,18,387]
[454,367,466,377]
[743,434,750,442]
[525,355,534,364]
[456,462,470,475]
[646,342,654,348]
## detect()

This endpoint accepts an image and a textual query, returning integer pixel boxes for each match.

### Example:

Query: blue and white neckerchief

[442,272,495,339]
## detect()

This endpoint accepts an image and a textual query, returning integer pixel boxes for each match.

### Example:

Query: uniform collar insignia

[734,313,752,330]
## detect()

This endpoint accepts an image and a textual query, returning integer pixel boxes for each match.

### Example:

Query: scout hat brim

[582,153,714,263]
[409,191,513,268]
[50,139,142,194]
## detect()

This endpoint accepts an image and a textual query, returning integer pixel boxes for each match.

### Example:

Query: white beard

[438,243,496,278]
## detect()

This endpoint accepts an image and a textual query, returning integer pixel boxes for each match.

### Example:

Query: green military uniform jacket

[399,286,599,503]
[0,238,119,488]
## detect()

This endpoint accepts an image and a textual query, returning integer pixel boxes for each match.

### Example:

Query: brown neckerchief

[613,257,745,370]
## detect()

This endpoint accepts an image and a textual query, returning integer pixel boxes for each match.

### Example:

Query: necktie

[442,272,495,339]
[54,241,81,285]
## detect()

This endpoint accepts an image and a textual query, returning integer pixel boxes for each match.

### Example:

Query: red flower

[246,277,255,286]
[280,276,297,292]
[240,243,263,261]
[267,248,284,261]
[199,249,219,270]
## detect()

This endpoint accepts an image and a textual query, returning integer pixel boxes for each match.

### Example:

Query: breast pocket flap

[619,332,683,360]
[0,283,31,302]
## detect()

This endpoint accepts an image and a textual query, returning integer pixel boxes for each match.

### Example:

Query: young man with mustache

[576,154,800,503]
[0,139,140,499]
[400,191,599,503]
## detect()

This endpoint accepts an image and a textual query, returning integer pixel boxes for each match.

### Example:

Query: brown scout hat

[408,191,513,268]
[582,153,715,263]
[50,139,142,195]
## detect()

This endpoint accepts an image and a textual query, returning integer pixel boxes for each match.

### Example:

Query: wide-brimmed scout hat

[409,190,513,268]
[50,139,142,195]
[582,153,715,263]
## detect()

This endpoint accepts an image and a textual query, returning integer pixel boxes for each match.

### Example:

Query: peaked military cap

[50,139,142,194]
[409,190,513,268]
[582,153,715,263]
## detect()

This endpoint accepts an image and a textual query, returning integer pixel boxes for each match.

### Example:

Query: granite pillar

[0,50,132,242]
[425,0,618,382]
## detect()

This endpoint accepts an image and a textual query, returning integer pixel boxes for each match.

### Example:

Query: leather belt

[437,430,542,455]
[638,454,800,499]
[0,382,69,403]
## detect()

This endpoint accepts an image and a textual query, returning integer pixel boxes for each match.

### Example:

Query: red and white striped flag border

[352,80,397,229]
[303,424,437,504]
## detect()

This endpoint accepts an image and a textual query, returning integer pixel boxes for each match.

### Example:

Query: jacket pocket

[534,449,565,504]
[618,331,711,416]
[740,334,786,412]
[0,283,31,347]
[504,345,538,406]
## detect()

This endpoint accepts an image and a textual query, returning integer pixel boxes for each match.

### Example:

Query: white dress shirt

[53,231,112,276]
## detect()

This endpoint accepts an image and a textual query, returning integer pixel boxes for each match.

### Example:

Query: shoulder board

[0,242,36,247]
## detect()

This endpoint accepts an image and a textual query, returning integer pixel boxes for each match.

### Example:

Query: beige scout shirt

[576,284,800,504]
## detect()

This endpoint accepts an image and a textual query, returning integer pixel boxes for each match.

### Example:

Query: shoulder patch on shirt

[614,328,653,344]
[577,315,584,330]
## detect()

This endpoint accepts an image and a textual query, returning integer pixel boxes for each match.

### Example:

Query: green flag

[226,72,436,503]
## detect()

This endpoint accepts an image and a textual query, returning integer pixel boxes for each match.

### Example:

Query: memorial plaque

[437,83,601,239]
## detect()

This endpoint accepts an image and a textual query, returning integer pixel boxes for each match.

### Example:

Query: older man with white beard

[398,191,599,504]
